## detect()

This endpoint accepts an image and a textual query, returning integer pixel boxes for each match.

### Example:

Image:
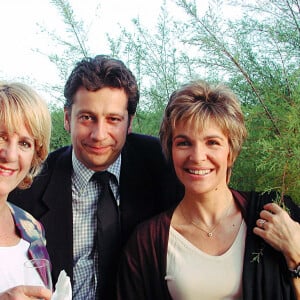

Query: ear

[226,151,234,184]
[127,115,134,134]
[64,108,71,133]
[227,146,235,167]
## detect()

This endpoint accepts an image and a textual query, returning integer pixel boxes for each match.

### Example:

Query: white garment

[0,238,43,292]
[52,270,72,300]
[166,220,246,300]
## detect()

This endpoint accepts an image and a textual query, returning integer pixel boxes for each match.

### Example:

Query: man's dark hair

[64,55,139,116]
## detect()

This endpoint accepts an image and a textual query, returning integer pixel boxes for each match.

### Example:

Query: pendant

[207,232,213,237]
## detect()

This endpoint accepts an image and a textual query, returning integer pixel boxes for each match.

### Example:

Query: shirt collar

[72,150,121,191]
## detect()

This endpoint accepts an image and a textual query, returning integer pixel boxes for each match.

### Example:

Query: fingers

[263,202,283,214]
[0,285,52,300]
[22,286,52,299]
[256,203,287,231]
[253,202,300,255]
[254,203,282,242]
[259,202,289,223]
[257,218,267,230]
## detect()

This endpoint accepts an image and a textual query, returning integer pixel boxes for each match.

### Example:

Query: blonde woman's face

[0,123,35,201]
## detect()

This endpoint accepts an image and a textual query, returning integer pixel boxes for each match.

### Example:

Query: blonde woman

[0,82,52,299]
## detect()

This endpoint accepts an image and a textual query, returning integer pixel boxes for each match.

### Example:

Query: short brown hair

[159,80,247,181]
[64,55,139,117]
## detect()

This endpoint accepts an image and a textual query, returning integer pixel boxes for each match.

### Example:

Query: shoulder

[46,145,71,163]
[40,145,72,174]
[127,132,159,143]
[31,146,71,183]
[232,188,282,207]
[8,202,45,241]
[131,208,174,243]
[233,189,300,222]
[124,133,164,163]
[8,202,37,222]
[126,133,160,149]
[257,191,300,221]
[123,133,167,170]
[244,190,295,207]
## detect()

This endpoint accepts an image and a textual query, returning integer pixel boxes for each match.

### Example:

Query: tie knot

[92,171,111,186]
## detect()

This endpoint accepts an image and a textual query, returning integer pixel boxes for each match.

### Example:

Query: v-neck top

[166,220,246,300]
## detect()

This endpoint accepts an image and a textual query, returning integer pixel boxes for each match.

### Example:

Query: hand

[0,285,52,300]
[253,202,300,268]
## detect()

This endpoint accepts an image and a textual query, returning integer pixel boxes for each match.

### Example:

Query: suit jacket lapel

[40,147,74,283]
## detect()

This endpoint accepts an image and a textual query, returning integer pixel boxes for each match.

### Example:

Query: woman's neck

[0,202,20,246]
[182,187,234,225]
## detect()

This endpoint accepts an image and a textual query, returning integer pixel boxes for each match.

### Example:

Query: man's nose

[91,120,109,140]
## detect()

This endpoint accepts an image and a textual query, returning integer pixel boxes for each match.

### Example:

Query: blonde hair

[159,80,247,182]
[0,82,51,188]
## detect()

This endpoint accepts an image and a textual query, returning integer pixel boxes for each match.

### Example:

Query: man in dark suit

[9,55,183,300]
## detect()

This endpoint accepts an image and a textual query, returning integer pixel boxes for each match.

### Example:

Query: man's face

[64,86,133,171]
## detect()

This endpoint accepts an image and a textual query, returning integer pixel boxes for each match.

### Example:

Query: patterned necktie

[92,171,120,298]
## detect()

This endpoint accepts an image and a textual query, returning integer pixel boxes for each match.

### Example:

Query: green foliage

[43,0,300,203]
[106,2,203,116]
[50,106,70,151]
[36,0,97,106]
[116,0,300,202]
[173,0,300,202]
[133,109,165,136]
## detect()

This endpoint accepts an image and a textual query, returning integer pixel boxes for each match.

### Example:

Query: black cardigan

[117,190,300,300]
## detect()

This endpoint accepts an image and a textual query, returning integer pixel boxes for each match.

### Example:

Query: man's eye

[80,115,92,121]
[109,116,121,123]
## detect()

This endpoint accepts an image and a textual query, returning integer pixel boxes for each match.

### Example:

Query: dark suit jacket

[9,133,183,298]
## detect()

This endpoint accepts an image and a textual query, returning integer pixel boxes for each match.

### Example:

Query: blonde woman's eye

[208,140,219,145]
[19,141,32,149]
[0,134,7,141]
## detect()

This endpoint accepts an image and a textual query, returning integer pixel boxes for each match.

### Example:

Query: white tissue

[51,270,72,300]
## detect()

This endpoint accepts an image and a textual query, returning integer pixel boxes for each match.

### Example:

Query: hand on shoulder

[254,202,300,267]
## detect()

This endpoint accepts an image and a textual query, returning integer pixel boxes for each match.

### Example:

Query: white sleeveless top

[166,220,246,300]
[0,238,44,292]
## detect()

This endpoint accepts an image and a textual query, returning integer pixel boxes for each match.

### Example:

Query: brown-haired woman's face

[171,119,230,197]
[0,123,35,200]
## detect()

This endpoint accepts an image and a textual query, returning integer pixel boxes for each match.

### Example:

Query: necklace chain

[179,201,232,238]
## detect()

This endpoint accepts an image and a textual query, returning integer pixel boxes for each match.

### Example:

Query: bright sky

[0,0,172,102]
[0,0,244,105]
[0,0,243,104]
